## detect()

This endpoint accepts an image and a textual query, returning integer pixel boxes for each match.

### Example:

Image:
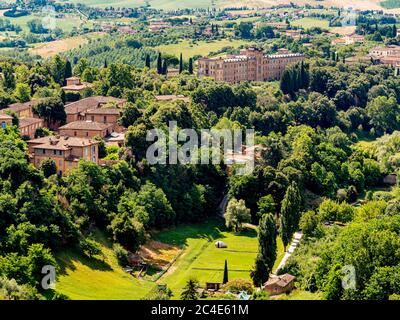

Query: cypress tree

[223,260,228,284]
[250,213,277,287]
[393,24,397,38]
[157,52,162,74]
[280,68,291,95]
[188,58,193,74]
[64,60,72,79]
[162,59,168,75]
[280,181,302,251]
[145,54,151,68]
[104,59,108,68]
[179,53,183,74]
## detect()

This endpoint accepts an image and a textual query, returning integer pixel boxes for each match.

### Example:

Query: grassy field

[291,17,331,29]
[155,218,284,298]
[154,39,249,58]
[28,32,104,58]
[274,289,323,300]
[55,230,155,300]
[55,218,285,300]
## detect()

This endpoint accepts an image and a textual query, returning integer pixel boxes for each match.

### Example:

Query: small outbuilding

[205,282,221,291]
[263,274,296,296]
[215,241,228,248]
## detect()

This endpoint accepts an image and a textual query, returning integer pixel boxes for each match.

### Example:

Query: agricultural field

[291,17,331,29]
[154,219,284,298]
[28,32,105,57]
[154,39,250,58]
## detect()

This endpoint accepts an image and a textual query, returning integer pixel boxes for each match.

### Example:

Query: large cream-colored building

[197,47,305,83]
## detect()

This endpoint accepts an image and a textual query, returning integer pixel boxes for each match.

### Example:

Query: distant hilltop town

[197,47,305,83]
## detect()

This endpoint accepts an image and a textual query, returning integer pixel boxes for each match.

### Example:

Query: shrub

[80,238,102,259]
[222,279,254,294]
[113,243,129,266]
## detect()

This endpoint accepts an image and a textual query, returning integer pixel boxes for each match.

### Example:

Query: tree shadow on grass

[231,227,258,239]
[152,217,226,247]
[56,230,114,276]
[56,249,113,276]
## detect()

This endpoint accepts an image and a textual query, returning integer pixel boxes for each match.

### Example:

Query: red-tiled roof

[59,121,114,131]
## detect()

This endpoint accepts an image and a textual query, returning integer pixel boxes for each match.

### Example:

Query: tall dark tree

[393,24,397,38]
[157,52,163,74]
[162,59,168,75]
[179,53,183,74]
[64,60,72,80]
[280,68,294,96]
[104,59,108,68]
[188,58,193,74]
[145,54,151,68]
[280,181,302,251]
[223,260,228,284]
[32,97,66,129]
[251,213,277,287]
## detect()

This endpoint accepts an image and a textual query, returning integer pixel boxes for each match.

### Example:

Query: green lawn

[55,230,155,300]
[154,39,249,58]
[54,219,285,300]
[155,218,284,298]
[275,289,323,300]
[291,18,330,30]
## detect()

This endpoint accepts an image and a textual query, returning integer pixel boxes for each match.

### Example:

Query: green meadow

[55,219,284,299]
[155,219,284,298]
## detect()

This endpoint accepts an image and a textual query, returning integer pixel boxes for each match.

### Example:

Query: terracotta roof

[62,83,93,91]
[29,136,98,150]
[59,121,114,131]
[19,117,42,128]
[264,274,295,288]
[4,100,42,113]
[84,108,120,115]
[0,113,13,120]
[65,96,126,114]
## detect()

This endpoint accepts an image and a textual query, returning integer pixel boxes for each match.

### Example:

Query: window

[91,116,94,121]
[53,150,56,155]
[74,131,77,136]
[42,149,46,155]
[59,160,63,167]
[104,116,107,123]
[1,121,6,128]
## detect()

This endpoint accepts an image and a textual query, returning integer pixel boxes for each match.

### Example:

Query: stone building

[197,47,304,83]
